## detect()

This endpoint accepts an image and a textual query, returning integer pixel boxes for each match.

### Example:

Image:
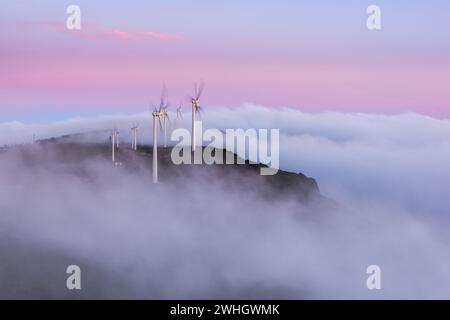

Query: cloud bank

[1,105,450,299]
[2,105,449,216]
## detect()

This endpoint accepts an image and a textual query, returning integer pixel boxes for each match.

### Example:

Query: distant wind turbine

[111,129,118,162]
[177,103,183,119]
[190,81,204,152]
[131,126,135,150]
[131,123,139,151]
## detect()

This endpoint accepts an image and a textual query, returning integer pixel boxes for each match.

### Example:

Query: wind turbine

[111,129,118,162]
[131,125,135,150]
[152,106,164,183]
[131,123,139,151]
[177,103,183,119]
[190,81,204,152]
[134,124,138,150]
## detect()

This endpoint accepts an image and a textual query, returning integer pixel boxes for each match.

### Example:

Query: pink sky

[1,1,450,120]
[2,48,448,115]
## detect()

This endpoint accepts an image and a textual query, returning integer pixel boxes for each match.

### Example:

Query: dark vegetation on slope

[8,133,326,205]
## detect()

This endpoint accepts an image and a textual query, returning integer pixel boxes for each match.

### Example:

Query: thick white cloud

[1,105,450,299]
[3,104,449,216]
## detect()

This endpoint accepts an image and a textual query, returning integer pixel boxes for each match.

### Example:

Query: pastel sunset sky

[1,0,449,121]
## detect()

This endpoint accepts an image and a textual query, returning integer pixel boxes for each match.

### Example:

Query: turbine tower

[131,126,135,150]
[131,123,139,151]
[134,125,138,150]
[152,106,164,183]
[190,81,204,152]
[111,129,118,163]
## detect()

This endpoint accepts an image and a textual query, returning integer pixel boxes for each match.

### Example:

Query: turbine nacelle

[192,99,200,108]
[152,108,164,117]
[191,81,204,115]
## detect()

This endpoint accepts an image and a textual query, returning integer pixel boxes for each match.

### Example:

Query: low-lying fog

[1,105,449,299]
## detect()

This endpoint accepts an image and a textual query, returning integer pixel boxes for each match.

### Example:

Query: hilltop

[2,132,331,206]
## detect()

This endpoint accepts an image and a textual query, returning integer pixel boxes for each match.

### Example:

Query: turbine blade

[158,117,163,131]
[196,81,204,99]
[160,83,167,108]
[196,107,202,120]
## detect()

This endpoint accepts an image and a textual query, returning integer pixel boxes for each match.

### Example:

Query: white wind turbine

[111,128,118,162]
[131,125,135,150]
[151,98,165,183]
[177,103,183,120]
[190,81,204,152]
[131,123,139,151]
